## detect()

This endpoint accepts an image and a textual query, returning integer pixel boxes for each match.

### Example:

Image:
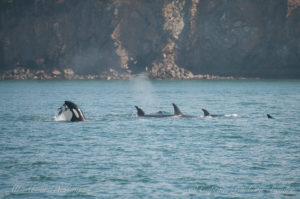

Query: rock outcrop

[0,67,133,80]
[0,0,299,79]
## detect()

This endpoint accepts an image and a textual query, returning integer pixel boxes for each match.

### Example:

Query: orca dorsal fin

[202,109,210,116]
[267,114,274,119]
[135,106,145,116]
[172,103,182,115]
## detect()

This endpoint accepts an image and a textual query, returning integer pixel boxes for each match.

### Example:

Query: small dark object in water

[201,109,223,117]
[267,114,274,119]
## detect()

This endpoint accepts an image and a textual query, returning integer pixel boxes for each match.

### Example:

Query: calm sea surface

[0,79,300,198]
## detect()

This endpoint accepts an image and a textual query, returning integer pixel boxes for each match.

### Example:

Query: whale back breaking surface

[135,106,145,116]
[135,106,174,117]
[172,103,182,116]
[201,108,225,117]
[172,103,197,118]
[202,109,210,117]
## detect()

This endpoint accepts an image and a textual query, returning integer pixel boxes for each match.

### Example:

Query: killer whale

[56,101,86,122]
[267,114,274,119]
[135,106,174,117]
[172,103,196,118]
[135,103,196,118]
[201,109,223,117]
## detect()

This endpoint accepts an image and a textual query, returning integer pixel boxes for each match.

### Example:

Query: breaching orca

[57,101,86,122]
[267,114,274,119]
[201,109,223,117]
[135,103,196,118]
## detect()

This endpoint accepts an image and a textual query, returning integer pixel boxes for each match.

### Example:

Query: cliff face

[0,0,299,78]
[0,0,119,75]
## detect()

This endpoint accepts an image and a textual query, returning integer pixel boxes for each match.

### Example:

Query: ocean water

[0,78,300,198]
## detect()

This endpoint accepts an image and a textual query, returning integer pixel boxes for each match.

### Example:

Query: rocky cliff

[0,0,299,79]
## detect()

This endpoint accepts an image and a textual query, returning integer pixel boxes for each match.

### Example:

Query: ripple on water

[0,80,300,198]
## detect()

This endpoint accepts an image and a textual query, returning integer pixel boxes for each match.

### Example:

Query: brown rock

[52,70,62,76]
[64,68,74,76]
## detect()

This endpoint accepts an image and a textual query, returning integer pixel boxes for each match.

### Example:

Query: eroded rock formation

[0,0,299,79]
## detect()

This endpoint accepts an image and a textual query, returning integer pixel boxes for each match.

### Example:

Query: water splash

[54,109,72,121]
[225,114,238,117]
[54,113,67,121]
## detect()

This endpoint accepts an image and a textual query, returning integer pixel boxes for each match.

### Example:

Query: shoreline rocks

[0,67,246,80]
